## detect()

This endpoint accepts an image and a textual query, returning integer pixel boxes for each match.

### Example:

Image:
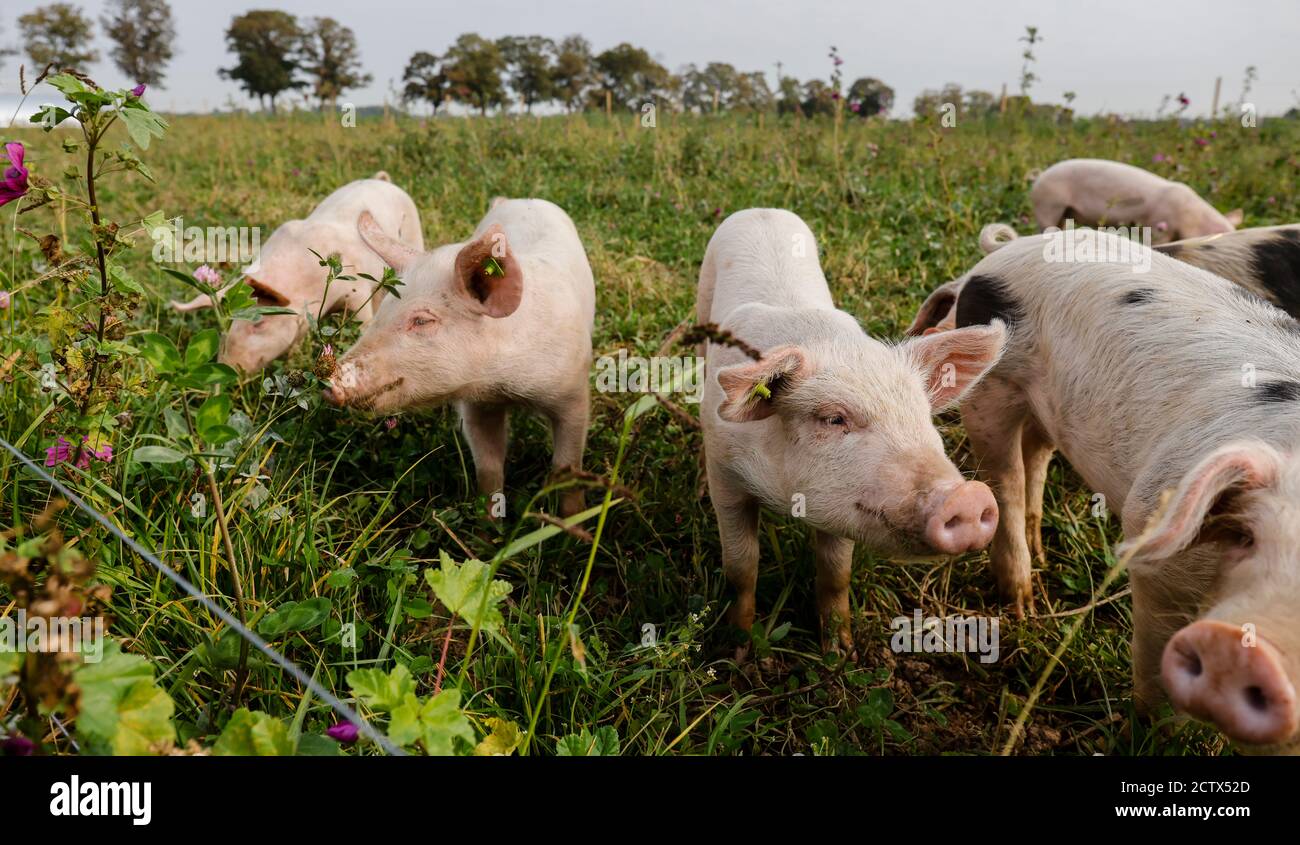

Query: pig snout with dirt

[322,198,595,517]
[171,173,423,373]
[1030,158,1242,244]
[908,223,1300,336]
[699,209,1005,656]
[949,227,1300,750]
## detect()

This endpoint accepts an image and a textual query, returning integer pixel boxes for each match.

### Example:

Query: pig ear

[1225,208,1244,227]
[715,345,811,423]
[453,224,523,318]
[903,321,1007,411]
[358,211,421,273]
[905,279,962,337]
[1119,442,1281,566]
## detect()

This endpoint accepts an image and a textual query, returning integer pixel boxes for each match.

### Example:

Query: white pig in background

[949,228,1300,750]
[172,173,423,373]
[323,198,595,518]
[699,209,1004,656]
[1030,158,1242,244]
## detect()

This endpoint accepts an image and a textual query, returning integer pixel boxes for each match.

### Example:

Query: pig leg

[459,402,509,510]
[962,380,1036,617]
[544,387,589,518]
[1022,423,1054,567]
[812,530,855,657]
[708,460,760,661]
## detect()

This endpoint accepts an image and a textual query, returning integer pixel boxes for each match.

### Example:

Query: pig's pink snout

[1162,621,1299,746]
[322,384,344,406]
[923,481,998,555]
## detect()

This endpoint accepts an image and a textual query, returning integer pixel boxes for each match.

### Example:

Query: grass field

[3,108,1298,755]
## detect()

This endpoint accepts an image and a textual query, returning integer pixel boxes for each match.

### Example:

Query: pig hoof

[733,644,751,664]
[559,490,585,519]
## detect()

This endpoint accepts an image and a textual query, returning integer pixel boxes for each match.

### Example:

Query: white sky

[2,0,1297,117]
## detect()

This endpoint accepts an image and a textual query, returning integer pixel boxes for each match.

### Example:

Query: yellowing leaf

[424,551,512,634]
[474,717,522,756]
[213,708,294,756]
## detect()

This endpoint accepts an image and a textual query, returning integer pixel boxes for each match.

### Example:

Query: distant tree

[846,77,893,117]
[101,0,175,87]
[441,33,506,115]
[680,63,772,113]
[298,17,372,110]
[497,35,555,112]
[912,82,965,119]
[591,42,671,110]
[402,51,448,114]
[551,35,593,112]
[776,75,803,116]
[963,88,999,118]
[800,79,837,116]
[19,2,99,70]
[220,10,304,113]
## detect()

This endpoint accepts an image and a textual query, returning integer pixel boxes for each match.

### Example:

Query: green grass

[3,109,1297,755]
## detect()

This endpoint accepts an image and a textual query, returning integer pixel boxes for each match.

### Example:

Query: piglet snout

[1162,620,1298,746]
[923,480,998,555]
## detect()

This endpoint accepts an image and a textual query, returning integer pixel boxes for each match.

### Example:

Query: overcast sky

[2,0,1298,117]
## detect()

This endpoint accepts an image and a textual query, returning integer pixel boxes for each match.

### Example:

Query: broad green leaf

[202,424,240,446]
[185,328,221,368]
[213,709,294,756]
[474,717,522,756]
[75,641,176,756]
[197,394,231,438]
[555,726,620,756]
[258,597,332,637]
[346,664,414,713]
[424,551,512,634]
[132,445,186,464]
[177,363,239,388]
[0,650,19,676]
[296,733,343,756]
[118,104,168,150]
[108,265,144,295]
[136,332,182,373]
[387,690,474,756]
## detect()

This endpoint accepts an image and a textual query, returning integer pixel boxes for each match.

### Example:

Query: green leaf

[424,551,512,635]
[178,363,239,387]
[132,445,186,464]
[197,394,232,438]
[0,650,18,676]
[118,104,168,150]
[75,641,176,756]
[185,328,221,368]
[296,733,344,756]
[388,690,474,755]
[213,709,295,756]
[556,726,620,756]
[202,424,240,446]
[258,597,332,637]
[108,265,144,295]
[346,664,414,714]
[47,73,90,97]
[136,332,182,374]
[474,718,522,756]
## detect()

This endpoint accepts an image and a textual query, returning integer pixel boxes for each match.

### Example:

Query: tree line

[3,3,903,117]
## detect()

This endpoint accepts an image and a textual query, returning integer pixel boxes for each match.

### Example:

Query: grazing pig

[172,173,423,373]
[1030,158,1242,244]
[322,198,594,517]
[907,223,1300,336]
[699,209,1004,656]
[950,227,1300,750]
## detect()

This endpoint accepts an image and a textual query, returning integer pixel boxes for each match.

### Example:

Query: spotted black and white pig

[949,227,1300,750]
[699,209,1004,657]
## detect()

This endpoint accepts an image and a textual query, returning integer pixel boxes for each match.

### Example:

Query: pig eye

[409,313,437,329]
[819,412,851,429]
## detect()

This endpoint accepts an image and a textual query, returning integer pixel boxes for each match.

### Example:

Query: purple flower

[130,84,147,98]
[194,264,221,286]
[326,722,359,744]
[0,290,9,309]
[0,142,29,208]
[384,417,398,430]
[1,734,34,756]
[1156,221,1169,232]
[45,436,72,467]
[1152,153,1166,163]
[1177,93,1190,107]
[1195,137,1209,147]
